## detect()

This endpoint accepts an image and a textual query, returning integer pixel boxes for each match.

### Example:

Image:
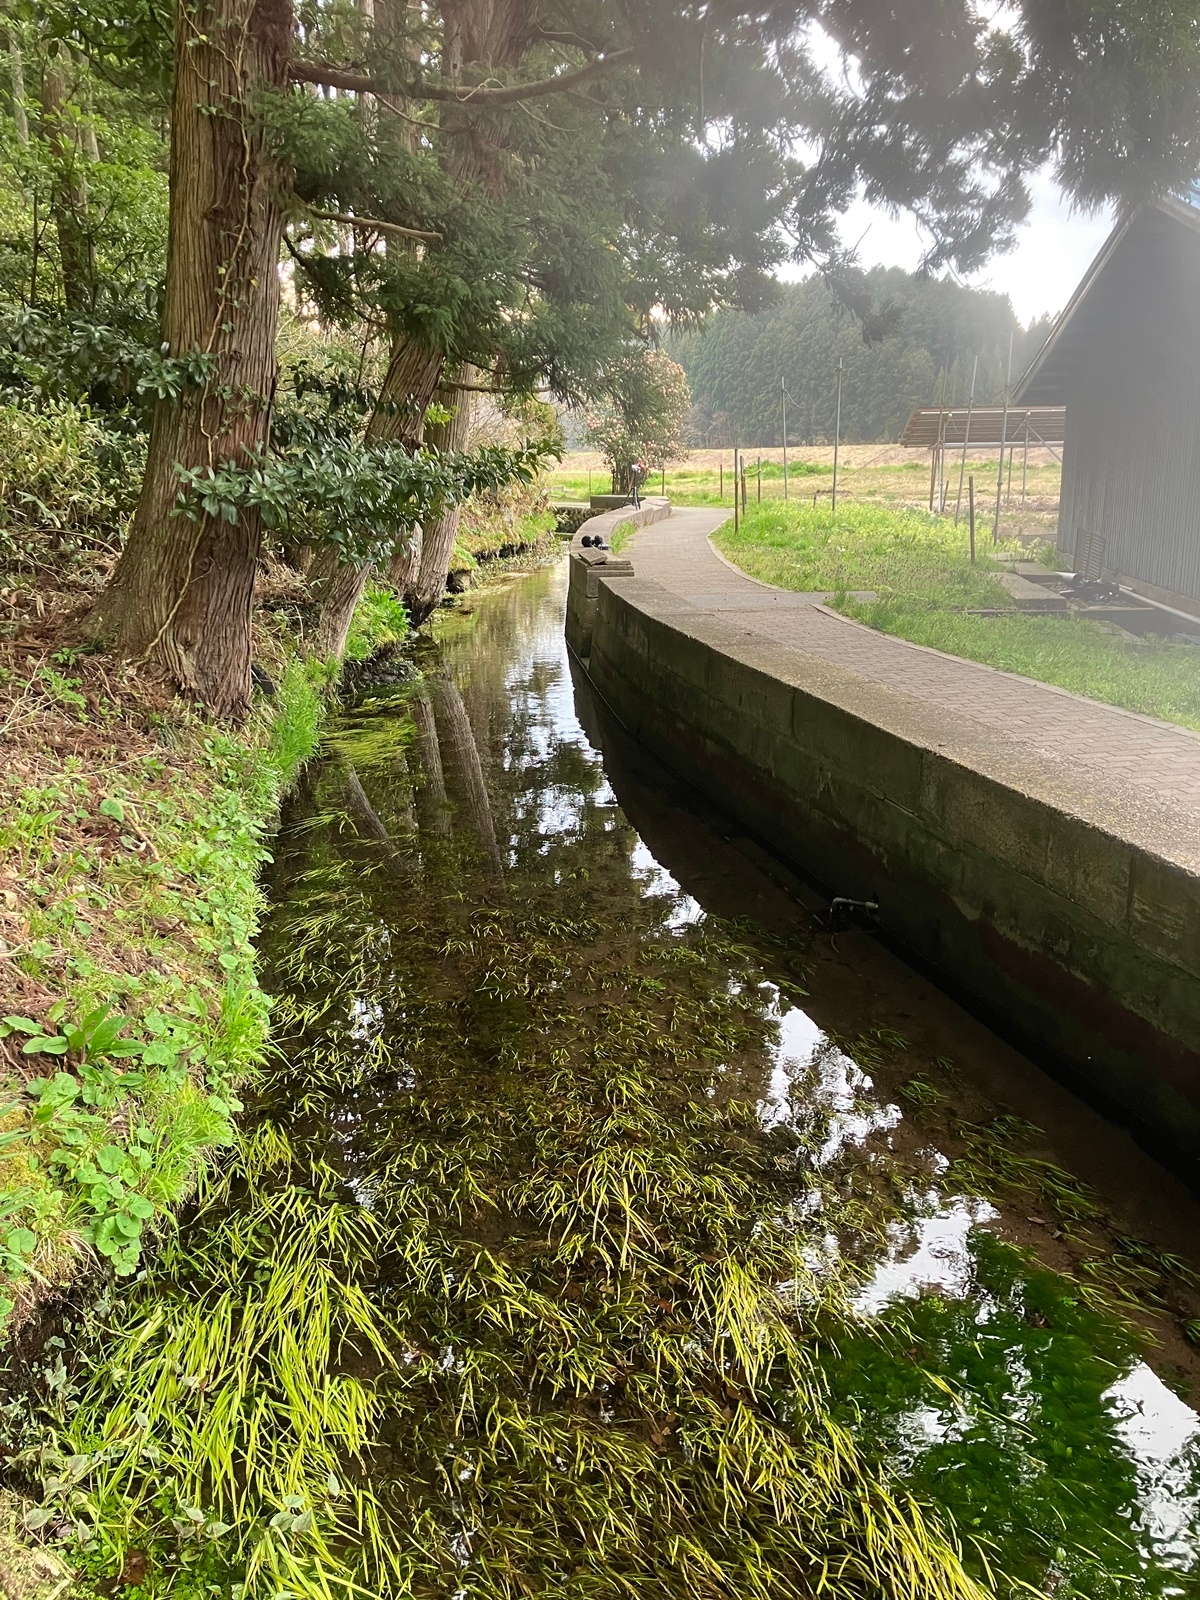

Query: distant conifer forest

[669,268,1056,446]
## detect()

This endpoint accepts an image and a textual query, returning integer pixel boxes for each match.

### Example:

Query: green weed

[344,585,410,663]
[715,501,1200,730]
[610,516,636,552]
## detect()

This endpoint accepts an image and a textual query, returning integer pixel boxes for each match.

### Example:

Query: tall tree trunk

[305,333,433,653]
[313,0,529,651]
[40,46,93,312]
[433,674,503,882]
[406,366,476,626]
[9,35,28,145]
[307,347,441,661]
[91,0,292,719]
[310,1,442,655]
[384,525,423,595]
[307,545,374,660]
[386,0,521,613]
[78,75,100,163]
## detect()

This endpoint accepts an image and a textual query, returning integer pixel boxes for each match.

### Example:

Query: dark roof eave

[1013,197,1200,405]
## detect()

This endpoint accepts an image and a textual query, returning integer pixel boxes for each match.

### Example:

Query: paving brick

[630,510,1200,834]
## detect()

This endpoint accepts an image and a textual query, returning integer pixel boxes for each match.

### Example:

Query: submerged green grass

[24,683,1006,1600]
[18,583,1199,1600]
[715,503,1200,730]
[53,867,993,1600]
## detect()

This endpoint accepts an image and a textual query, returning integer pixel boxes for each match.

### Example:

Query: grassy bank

[0,403,406,1385]
[0,617,326,1329]
[715,502,1200,730]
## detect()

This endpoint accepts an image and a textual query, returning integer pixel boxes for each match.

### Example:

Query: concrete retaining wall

[569,548,1200,1175]
[565,497,670,660]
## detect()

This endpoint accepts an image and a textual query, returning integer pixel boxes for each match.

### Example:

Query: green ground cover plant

[715,502,1200,730]
[0,655,325,1328]
[344,583,411,662]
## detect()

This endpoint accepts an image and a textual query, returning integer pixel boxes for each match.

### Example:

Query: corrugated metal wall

[1059,222,1200,598]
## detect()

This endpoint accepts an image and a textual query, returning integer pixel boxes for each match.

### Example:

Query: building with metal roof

[899,405,1065,511]
[1014,196,1200,610]
[899,406,1065,451]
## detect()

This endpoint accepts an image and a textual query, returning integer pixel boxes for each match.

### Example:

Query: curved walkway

[628,507,1200,860]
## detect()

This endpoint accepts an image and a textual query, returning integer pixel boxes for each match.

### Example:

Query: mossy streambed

[20,562,1200,1598]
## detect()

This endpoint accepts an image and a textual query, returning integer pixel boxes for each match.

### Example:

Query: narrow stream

[54,559,1200,1597]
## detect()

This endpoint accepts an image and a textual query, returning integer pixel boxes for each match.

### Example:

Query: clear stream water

[262,558,1200,1596]
[63,556,1200,1597]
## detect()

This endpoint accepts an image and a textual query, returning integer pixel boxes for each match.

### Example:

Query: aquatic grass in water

[45,702,993,1598]
[28,567,1200,1599]
[59,882,990,1600]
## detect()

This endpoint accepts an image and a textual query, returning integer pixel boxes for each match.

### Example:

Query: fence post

[832,358,843,512]
[955,354,978,524]
[968,475,976,564]
[781,377,789,500]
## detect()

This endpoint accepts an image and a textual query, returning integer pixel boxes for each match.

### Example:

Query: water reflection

[292,561,1200,1595]
[63,560,1200,1599]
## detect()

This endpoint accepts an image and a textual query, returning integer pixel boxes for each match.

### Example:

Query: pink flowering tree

[586,349,690,495]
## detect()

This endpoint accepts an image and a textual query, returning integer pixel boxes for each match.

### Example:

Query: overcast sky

[780,168,1115,326]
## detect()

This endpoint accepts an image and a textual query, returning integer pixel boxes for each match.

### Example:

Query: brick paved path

[628,508,1200,826]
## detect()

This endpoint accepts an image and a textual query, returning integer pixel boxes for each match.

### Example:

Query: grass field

[548,446,1062,543]
[713,501,1200,731]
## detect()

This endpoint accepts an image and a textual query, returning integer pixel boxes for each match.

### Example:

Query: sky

[782,15,1119,328]
[802,169,1116,326]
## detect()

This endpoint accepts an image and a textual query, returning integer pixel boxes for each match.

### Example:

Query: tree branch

[289,49,634,107]
[304,206,442,242]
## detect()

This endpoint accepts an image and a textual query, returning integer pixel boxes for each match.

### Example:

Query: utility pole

[831,358,844,513]
[993,330,1014,544]
[782,376,788,500]
[954,354,978,525]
